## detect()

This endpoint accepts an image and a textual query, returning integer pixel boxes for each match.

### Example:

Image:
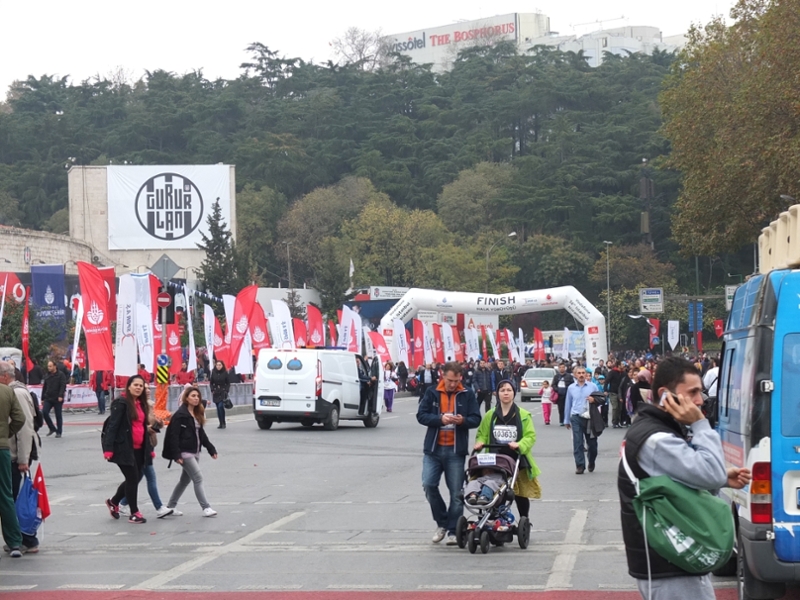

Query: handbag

[15,473,41,536]
[621,440,734,574]
[223,398,233,409]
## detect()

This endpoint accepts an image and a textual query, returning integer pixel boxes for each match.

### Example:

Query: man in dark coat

[41,360,66,438]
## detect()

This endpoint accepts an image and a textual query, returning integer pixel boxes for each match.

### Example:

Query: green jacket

[476,406,541,480]
[0,383,25,449]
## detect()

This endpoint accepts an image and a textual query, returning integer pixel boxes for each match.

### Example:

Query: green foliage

[196,199,244,297]
[0,299,58,363]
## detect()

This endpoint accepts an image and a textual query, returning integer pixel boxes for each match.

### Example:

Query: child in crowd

[464,468,505,506]
[539,380,557,425]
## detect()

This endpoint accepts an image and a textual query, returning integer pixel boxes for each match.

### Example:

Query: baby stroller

[456,444,531,554]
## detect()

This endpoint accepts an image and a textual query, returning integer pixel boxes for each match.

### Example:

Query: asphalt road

[0,393,738,597]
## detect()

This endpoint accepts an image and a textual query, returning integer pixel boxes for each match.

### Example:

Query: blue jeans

[215,401,226,425]
[570,414,598,469]
[120,464,163,510]
[96,389,107,414]
[422,445,466,534]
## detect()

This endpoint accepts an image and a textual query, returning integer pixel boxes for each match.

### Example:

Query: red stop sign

[156,292,171,308]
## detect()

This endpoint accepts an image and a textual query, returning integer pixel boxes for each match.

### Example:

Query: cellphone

[660,390,681,406]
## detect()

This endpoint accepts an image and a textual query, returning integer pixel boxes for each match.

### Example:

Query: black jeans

[111,448,145,514]
[476,391,492,413]
[42,400,62,435]
[556,395,566,425]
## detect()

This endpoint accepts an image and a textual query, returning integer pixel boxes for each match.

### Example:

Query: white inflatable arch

[379,286,607,370]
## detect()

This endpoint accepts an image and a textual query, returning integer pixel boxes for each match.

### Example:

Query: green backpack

[621,440,735,574]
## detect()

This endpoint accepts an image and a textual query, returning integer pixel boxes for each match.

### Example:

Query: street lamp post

[485,232,517,293]
[283,242,293,292]
[603,241,613,353]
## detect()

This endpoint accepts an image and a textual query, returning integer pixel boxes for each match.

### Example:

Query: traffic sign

[639,288,664,313]
[156,354,170,367]
[156,365,170,384]
[157,292,171,308]
[688,301,704,333]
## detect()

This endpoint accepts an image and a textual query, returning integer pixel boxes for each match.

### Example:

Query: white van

[253,348,383,431]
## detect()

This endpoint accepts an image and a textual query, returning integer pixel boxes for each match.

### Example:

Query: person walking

[41,360,66,438]
[605,360,624,428]
[418,363,439,399]
[473,360,494,414]
[383,362,397,412]
[551,363,574,427]
[619,357,751,600]
[396,361,408,392]
[102,375,152,524]
[563,366,599,474]
[0,366,25,558]
[209,360,230,429]
[163,387,218,517]
[416,362,481,545]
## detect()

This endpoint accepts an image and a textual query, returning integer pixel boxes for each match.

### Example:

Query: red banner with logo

[77,262,114,371]
[412,319,425,369]
[250,303,271,352]
[306,305,324,347]
[533,328,545,362]
[167,324,182,374]
[480,325,488,361]
[0,272,25,303]
[328,319,337,347]
[714,319,724,338]
[293,318,307,347]
[367,331,391,365]
[98,266,117,323]
[213,314,230,366]
[451,326,464,362]
[648,318,660,350]
[431,323,444,364]
[228,285,258,367]
[21,287,31,371]
[149,274,161,370]
[496,329,508,359]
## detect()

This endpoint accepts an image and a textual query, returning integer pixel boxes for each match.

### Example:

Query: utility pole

[603,241,613,352]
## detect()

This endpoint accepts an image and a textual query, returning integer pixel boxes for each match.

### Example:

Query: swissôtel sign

[388,21,516,53]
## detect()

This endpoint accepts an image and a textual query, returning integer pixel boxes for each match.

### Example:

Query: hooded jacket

[9,381,37,465]
[417,380,481,455]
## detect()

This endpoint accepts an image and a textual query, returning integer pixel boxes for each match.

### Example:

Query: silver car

[520,367,557,402]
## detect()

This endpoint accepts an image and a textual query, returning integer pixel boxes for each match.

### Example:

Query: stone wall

[0,226,93,274]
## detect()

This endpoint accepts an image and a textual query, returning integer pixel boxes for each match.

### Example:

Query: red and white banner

[480,325,488,361]
[393,318,409,366]
[33,463,50,521]
[184,284,197,371]
[250,303,271,352]
[293,318,307,347]
[714,319,724,339]
[431,323,444,364]
[648,318,660,350]
[149,274,161,370]
[0,272,26,303]
[270,299,295,350]
[487,325,500,358]
[22,287,31,371]
[77,262,114,371]
[229,285,259,366]
[115,275,138,377]
[452,326,464,362]
[328,319,337,347]
[306,305,324,347]
[167,324,182,374]
[339,305,356,351]
[367,331,391,364]
[132,274,155,372]
[213,312,229,366]
[98,266,117,323]
[533,328,545,362]
[412,319,425,368]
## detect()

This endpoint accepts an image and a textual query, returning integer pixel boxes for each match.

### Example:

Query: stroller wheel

[518,516,531,549]
[468,530,479,554]
[480,531,490,554]
[456,516,468,549]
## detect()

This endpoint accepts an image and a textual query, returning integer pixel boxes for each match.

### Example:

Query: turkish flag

[480,325,488,361]
[293,318,307,347]
[0,272,25,303]
[77,262,114,371]
[648,318,660,350]
[166,324,182,374]
[213,314,230,366]
[534,328,545,361]
[98,266,117,323]
[367,331,390,364]
[306,304,324,347]
[33,463,50,520]
[431,323,444,364]
[451,326,464,362]
[412,319,425,369]
[250,303,271,352]
[328,319,337,347]
[714,319,724,338]
[229,285,258,366]
[21,287,31,371]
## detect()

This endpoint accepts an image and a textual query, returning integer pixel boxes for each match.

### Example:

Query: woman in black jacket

[103,375,151,524]
[163,386,218,517]
[209,360,230,429]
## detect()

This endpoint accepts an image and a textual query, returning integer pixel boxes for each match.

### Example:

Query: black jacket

[162,404,217,461]
[102,397,152,467]
[209,368,230,403]
[551,371,574,399]
[41,370,66,403]
[27,365,44,385]
[605,367,624,396]
[473,367,493,392]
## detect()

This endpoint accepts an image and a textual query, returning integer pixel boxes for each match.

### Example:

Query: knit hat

[495,378,516,393]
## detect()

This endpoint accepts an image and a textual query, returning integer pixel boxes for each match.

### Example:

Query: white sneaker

[156,506,174,518]
[445,534,458,546]
[170,508,183,516]
[431,527,447,543]
[203,507,217,517]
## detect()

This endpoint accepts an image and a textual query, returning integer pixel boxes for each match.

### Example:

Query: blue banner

[31,264,66,335]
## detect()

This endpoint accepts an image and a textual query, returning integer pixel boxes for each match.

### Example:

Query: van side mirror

[760,380,774,393]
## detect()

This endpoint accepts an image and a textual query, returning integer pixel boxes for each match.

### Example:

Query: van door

[281,352,317,412]
[255,351,286,410]
[337,353,361,415]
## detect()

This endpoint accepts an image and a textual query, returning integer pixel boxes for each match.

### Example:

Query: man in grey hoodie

[618,357,751,600]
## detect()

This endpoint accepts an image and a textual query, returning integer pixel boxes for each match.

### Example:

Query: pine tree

[196,200,239,297]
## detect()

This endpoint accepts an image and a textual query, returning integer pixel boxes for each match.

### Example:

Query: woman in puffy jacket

[162,386,218,517]
[209,360,230,429]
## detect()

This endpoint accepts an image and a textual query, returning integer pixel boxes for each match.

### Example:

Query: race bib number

[477,453,497,466]
[492,424,517,444]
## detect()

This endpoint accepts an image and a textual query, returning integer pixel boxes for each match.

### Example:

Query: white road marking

[328,584,393,589]
[508,585,546,590]
[545,508,588,590]
[419,585,483,590]
[238,585,303,590]
[59,584,125,590]
[131,511,305,590]
[156,585,215,590]
[0,586,37,590]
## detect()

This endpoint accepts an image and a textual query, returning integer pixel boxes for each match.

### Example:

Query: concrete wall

[0,226,93,275]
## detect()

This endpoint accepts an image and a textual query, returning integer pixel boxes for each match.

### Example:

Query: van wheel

[323,404,340,431]
[363,413,379,428]
[738,533,785,599]
[257,418,273,430]
[300,419,315,428]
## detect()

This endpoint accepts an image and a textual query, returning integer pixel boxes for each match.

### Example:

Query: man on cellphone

[618,356,751,600]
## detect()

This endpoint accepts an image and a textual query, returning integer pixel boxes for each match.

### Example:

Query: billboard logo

[588,326,599,335]
[135,173,204,241]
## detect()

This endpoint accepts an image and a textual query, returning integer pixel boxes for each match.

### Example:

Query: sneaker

[156,506,174,518]
[203,507,217,517]
[476,496,490,506]
[169,508,183,516]
[22,545,38,554]
[105,498,120,520]
[128,512,147,524]
[445,534,458,546]
[9,547,22,558]
[431,526,447,543]
[118,504,130,517]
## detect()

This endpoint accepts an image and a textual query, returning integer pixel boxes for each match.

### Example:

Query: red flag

[77,262,114,371]
[250,303,271,351]
[149,274,162,370]
[714,319,724,338]
[648,318,660,350]
[229,285,259,366]
[452,326,464,362]
[431,323,444,364]
[412,319,425,369]
[21,288,32,371]
[167,324,182,374]
[213,314,230,366]
[696,331,703,353]
[367,331,391,364]
[328,319,337,347]
[0,272,25,303]
[293,318,307,347]
[98,266,117,323]
[480,325,488,361]
[306,305,324,347]
[497,329,508,359]
[533,328,545,361]
[33,463,50,520]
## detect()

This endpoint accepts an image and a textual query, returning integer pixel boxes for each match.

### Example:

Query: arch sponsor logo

[135,173,204,241]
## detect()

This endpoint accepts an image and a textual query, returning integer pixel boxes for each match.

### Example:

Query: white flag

[340,305,356,349]
[562,327,571,360]
[271,299,295,349]
[363,326,374,357]
[466,328,480,360]
[487,325,500,358]
[518,328,525,361]
[70,297,84,376]
[0,275,7,333]
[114,274,138,377]
[132,273,155,372]
[184,285,197,371]
[668,320,680,351]
[505,329,519,362]
[349,258,355,279]
[442,324,456,362]
[203,304,216,367]
[393,319,409,366]
[352,311,363,354]
[422,322,433,365]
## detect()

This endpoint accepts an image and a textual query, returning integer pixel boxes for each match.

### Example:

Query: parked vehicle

[519,367,556,402]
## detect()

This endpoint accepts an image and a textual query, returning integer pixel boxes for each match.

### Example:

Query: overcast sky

[2,0,734,99]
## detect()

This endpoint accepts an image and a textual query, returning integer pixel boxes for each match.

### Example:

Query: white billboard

[107,165,231,250]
